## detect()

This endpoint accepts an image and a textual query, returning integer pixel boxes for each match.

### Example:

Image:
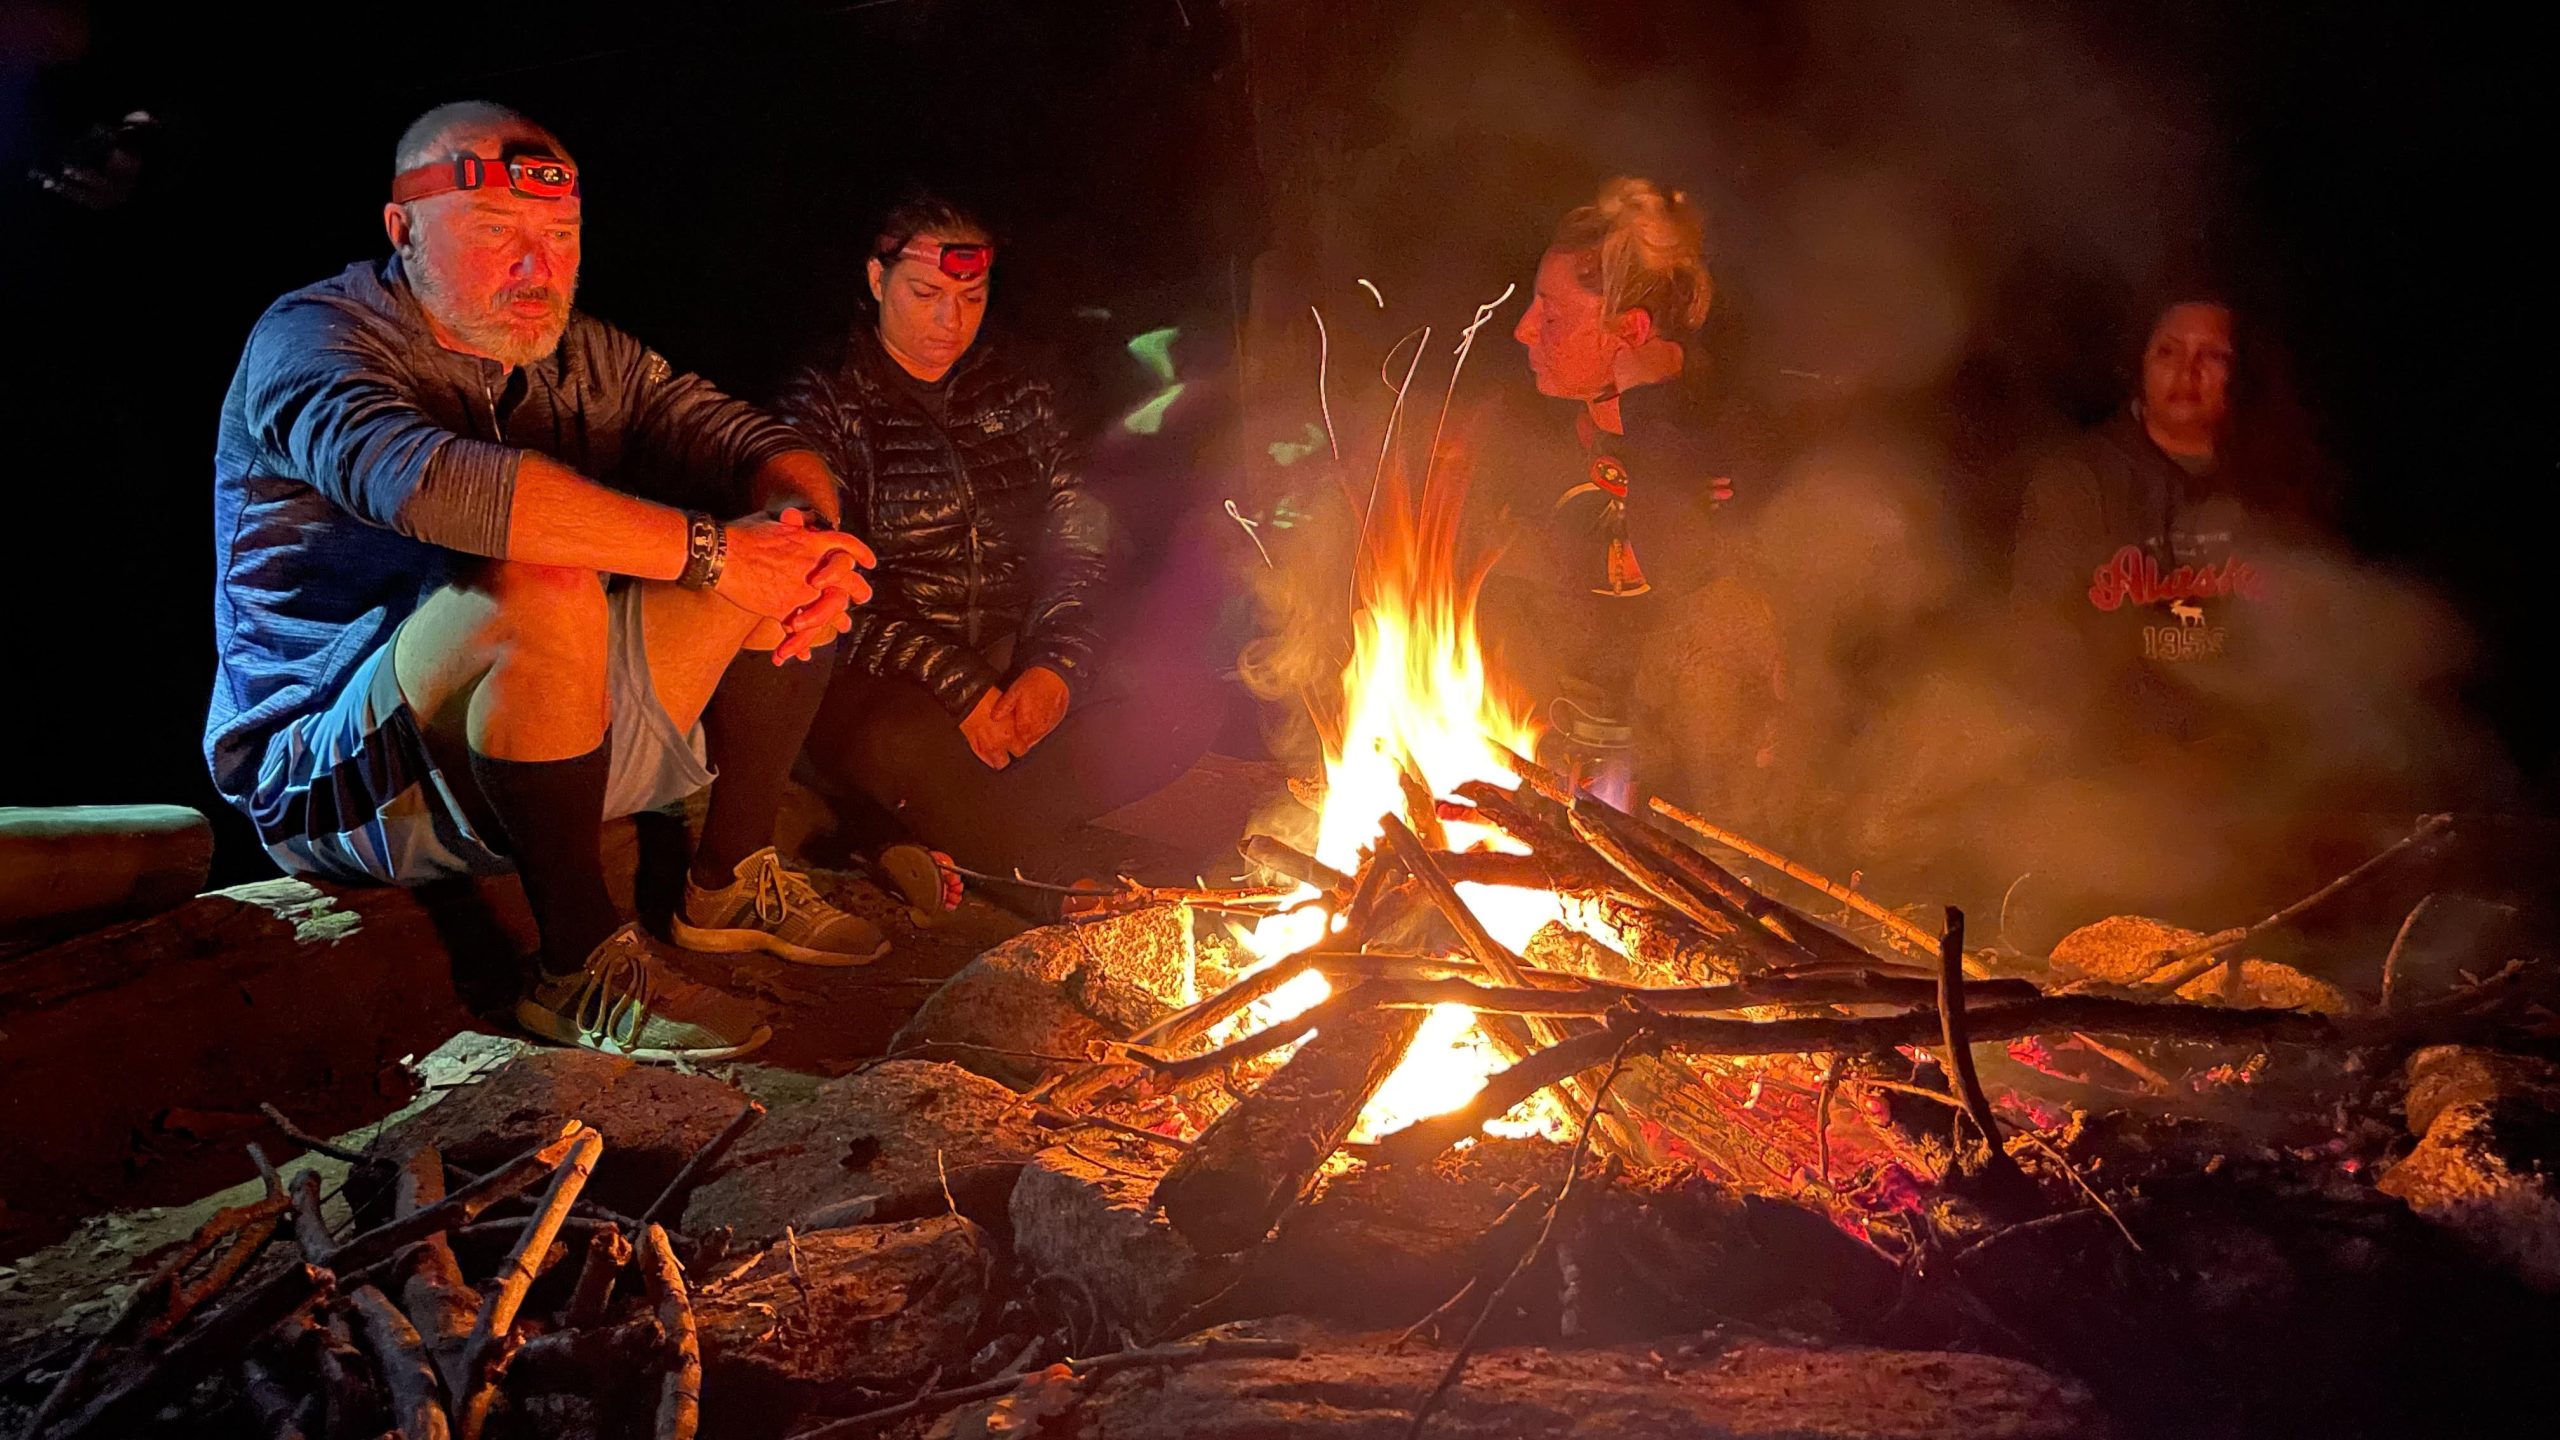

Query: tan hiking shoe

[670,846,889,967]
[516,923,772,1061]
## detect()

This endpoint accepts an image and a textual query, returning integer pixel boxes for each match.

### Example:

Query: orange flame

[1232,457,1588,1144]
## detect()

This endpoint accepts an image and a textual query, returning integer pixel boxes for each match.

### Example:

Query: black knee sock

[468,740,620,976]
[693,642,837,887]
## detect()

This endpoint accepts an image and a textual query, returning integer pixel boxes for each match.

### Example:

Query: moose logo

[2169,599,2206,627]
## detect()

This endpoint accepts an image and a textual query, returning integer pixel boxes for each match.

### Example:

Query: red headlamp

[886,239,994,281]
[391,155,581,204]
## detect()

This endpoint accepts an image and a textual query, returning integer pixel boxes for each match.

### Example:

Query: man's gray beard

[409,253,571,367]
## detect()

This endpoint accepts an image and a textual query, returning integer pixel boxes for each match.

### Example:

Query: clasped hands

[712,508,876,664]
[959,665,1070,771]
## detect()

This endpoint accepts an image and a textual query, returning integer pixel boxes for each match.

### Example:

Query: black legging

[796,636,1220,881]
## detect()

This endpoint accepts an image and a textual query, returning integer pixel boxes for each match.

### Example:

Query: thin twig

[261,1100,650,1233]
[1391,1185,1549,1352]
[2016,1133,2141,1253]
[1402,1038,1637,1439]
[2140,813,2453,990]
[1037,1109,1193,1152]
[642,1100,765,1227]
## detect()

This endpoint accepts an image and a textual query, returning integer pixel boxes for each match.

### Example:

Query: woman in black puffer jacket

[781,197,1205,893]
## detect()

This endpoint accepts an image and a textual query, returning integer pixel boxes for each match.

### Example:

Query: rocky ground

[6,777,2559,1438]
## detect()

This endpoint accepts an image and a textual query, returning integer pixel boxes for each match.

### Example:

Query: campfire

[13,301,2556,1440]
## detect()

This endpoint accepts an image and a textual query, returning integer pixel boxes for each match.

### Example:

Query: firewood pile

[1025,755,2521,1264]
[19,1117,726,1440]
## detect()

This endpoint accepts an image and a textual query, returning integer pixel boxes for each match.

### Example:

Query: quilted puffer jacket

[780,329,1109,716]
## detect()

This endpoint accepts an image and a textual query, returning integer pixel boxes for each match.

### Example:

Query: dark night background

[0,0,2546,887]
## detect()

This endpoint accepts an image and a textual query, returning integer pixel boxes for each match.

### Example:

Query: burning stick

[1309,970,2040,1017]
[1566,805,1815,972]
[1510,755,1888,972]
[1372,989,2466,1169]
[1151,985,1429,1253]
[1240,833,1353,893]
[642,1223,703,1440]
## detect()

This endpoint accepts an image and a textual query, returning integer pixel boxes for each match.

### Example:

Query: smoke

[1227,0,2510,952]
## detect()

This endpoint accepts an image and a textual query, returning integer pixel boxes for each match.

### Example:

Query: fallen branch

[1937,907,2026,1189]
[393,1145,478,1399]
[287,1169,334,1261]
[236,1354,309,1440]
[782,1337,1305,1440]
[643,1223,704,1440]
[509,1316,673,1391]
[564,1223,636,1330]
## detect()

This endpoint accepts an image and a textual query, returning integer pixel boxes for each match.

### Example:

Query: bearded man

[207,101,883,1061]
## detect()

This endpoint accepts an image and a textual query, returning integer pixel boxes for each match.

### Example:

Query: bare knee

[476,562,609,658]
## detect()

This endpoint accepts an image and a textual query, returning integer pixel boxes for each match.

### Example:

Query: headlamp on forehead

[391,154,581,204]
[882,238,994,282]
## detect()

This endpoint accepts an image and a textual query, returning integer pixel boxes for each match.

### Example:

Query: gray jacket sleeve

[240,295,518,556]
[599,326,807,513]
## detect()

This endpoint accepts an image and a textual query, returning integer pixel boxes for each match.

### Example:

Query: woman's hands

[957,664,1072,769]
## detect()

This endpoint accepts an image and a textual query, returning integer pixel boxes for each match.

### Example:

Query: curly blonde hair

[1548,176,1713,337]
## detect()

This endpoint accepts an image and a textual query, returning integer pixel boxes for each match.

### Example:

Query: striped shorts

[249,581,714,885]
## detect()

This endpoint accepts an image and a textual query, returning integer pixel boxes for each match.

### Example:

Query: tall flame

[1233,449,1583,1144]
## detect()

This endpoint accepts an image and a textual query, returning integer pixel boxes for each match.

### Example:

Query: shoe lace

[573,941,657,1049]
[751,853,831,926]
